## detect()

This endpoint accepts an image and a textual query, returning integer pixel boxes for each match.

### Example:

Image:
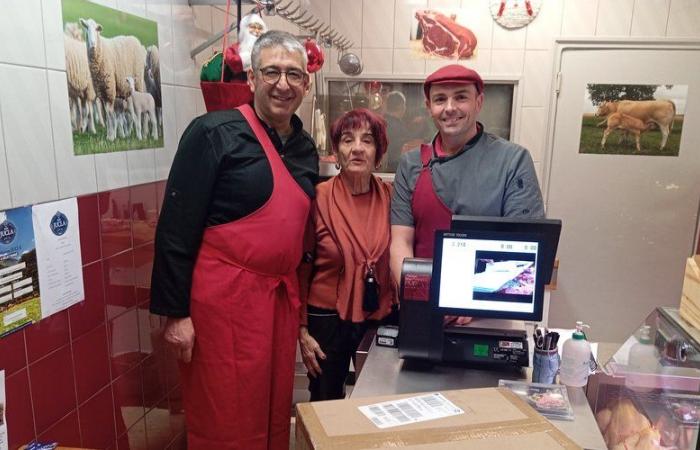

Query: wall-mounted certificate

[32,198,84,318]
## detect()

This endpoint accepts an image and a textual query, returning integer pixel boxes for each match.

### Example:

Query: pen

[551,332,559,349]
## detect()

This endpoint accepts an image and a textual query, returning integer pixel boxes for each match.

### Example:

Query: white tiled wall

[305,0,700,190]
[1,0,700,211]
[0,0,232,211]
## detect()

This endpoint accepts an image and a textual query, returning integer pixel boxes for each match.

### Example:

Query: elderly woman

[299,108,396,401]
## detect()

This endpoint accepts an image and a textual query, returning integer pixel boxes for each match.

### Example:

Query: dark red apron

[182,104,310,449]
[411,144,452,258]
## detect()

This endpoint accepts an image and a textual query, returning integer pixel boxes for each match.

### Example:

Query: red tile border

[37,410,81,448]
[0,328,27,377]
[72,323,111,405]
[69,261,106,339]
[29,345,77,434]
[130,183,158,247]
[99,188,133,259]
[0,180,175,449]
[79,386,117,450]
[107,307,143,380]
[103,251,136,321]
[6,369,36,449]
[25,310,70,365]
[78,194,101,265]
[112,364,145,430]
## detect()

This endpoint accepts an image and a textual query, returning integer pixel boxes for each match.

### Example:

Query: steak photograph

[412,9,477,59]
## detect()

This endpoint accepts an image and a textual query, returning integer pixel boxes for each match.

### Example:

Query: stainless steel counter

[350,327,607,450]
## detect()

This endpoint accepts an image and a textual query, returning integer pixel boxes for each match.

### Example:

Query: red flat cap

[423,64,484,99]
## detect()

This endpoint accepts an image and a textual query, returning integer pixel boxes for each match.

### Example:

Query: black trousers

[306,305,369,401]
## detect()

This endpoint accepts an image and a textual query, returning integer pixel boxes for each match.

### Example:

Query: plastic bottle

[626,325,659,392]
[628,325,658,369]
[559,321,592,387]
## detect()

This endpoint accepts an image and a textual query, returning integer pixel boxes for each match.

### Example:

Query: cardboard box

[295,387,582,449]
[680,255,700,328]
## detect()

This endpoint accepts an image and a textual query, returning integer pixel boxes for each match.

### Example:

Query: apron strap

[419,143,433,167]
[237,104,279,159]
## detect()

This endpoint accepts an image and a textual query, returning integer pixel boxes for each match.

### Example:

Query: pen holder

[532,348,560,384]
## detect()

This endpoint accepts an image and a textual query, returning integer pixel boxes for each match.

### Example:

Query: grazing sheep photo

[62,0,164,155]
[579,83,686,157]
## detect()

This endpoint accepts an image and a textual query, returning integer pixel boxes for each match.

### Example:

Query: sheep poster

[580,83,687,156]
[62,0,163,155]
[410,9,478,60]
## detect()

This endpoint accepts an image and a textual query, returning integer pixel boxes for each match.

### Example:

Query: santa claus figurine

[225,12,268,75]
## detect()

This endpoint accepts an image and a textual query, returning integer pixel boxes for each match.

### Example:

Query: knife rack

[190,0,353,59]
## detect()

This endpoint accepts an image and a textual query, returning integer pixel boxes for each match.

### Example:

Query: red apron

[182,104,310,449]
[411,144,452,258]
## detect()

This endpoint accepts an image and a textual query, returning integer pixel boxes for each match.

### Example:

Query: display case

[587,307,700,449]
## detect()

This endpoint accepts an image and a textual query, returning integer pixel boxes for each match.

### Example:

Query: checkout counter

[350,216,606,449]
[350,322,607,450]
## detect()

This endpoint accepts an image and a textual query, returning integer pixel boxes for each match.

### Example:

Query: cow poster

[62,0,163,155]
[580,83,687,156]
[410,9,478,60]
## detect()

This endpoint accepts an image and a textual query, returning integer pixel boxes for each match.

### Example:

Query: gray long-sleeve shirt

[391,128,545,226]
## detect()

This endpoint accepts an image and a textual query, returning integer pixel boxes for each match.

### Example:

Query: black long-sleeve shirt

[150,109,319,317]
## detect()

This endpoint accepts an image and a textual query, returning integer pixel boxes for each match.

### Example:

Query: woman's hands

[299,326,326,378]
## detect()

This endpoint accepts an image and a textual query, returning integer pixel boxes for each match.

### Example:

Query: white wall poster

[32,198,84,318]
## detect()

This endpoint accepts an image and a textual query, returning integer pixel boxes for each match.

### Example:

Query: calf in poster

[596,99,676,150]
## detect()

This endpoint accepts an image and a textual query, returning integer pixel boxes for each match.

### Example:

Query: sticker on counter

[358,393,464,429]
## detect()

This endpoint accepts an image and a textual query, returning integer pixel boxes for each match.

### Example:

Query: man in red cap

[390,64,544,322]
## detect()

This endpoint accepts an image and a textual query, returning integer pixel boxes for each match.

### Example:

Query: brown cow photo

[580,84,687,156]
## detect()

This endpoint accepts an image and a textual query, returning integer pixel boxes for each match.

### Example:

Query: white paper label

[358,393,464,429]
[3,309,27,326]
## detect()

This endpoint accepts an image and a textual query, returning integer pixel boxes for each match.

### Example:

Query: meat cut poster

[411,9,477,60]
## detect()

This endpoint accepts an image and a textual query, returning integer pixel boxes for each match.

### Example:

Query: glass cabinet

[587,307,700,449]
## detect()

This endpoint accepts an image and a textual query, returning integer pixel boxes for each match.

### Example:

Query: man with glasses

[151,30,318,449]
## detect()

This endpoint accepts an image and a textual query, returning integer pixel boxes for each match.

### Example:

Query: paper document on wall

[32,198,84,318]
[0,370,7,450]
[358,392,464,429]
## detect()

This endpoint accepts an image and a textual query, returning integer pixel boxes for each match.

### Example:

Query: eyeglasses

[259,67,308,86]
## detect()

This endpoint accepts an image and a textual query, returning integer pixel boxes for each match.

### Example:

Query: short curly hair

[330,108,388,164]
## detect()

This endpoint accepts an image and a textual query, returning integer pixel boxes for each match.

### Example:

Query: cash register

[398,216,561,368]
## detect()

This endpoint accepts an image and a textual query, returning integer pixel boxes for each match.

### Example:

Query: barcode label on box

[358,393,463,429]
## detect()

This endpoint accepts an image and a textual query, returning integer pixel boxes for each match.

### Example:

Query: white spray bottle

[559,321,592,387]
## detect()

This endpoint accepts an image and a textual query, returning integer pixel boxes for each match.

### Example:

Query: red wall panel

[0,183,184,449]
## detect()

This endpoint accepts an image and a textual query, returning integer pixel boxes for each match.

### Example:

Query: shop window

[317,78,515,174]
